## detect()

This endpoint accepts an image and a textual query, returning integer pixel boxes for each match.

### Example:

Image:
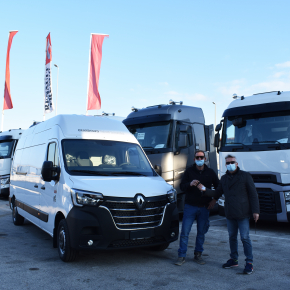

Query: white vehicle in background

[0,129,23,197]
[214,91,290,222]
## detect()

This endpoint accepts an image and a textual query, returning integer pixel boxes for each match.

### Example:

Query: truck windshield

[0,140,15,159]
[222,111,290,151]
[126,121,173,151]
[62,140,156,176]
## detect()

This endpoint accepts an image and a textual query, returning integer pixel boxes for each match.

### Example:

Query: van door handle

[34,184,38,188]
[41,186,45,190]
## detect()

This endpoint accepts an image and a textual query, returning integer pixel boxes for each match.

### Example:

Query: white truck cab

[9,115,179,261]
[214,91,290,222]
[0,129,23,197]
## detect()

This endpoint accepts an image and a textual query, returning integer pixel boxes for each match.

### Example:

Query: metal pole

[212,102,216,129]
[86,34,92,116]
[54,64,59,116]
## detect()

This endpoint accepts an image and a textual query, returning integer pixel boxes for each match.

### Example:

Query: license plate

[130,229,154,240]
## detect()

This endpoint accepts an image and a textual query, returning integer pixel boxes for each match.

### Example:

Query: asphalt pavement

[0,197,290,290]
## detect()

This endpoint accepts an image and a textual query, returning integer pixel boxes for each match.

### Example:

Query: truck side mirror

[215,123,222,132]
[178,133,188,148]
[41,161,60,182]
[154,164,162,176]
[214,133,220,148]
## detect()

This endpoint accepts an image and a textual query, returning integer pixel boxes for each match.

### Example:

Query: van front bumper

[66,202,179,250]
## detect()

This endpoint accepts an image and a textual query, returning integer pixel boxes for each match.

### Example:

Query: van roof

[0,129,23,140]
[22,114,137,143]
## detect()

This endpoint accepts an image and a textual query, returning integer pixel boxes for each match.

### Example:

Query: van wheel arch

[53,212,65,248]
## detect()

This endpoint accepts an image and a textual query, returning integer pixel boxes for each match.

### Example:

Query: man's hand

[207,199,216,210]
[253,213,259,222]
[190,180,199,187]
[197,183,206,191]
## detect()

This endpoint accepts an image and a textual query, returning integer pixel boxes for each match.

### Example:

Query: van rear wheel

[57,219,77,262]
[12,204,24,226]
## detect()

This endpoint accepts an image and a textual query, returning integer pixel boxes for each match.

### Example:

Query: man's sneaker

[175,257,185,266]
[243,263,253,274]
[222,259,239,268]
[193,252,206,265]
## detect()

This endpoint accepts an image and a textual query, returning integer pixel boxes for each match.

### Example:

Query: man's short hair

[195,150,205,157]
[225,154,237,161]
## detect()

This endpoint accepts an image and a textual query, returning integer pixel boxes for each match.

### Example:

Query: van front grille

[102,197,169,230]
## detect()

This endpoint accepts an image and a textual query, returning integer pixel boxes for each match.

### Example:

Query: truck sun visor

[122,114,172,126]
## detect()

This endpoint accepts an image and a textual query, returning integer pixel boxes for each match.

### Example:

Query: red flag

[3,31,18,110]
[87,34,109,111]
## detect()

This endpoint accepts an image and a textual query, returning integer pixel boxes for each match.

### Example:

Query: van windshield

[0,140,15,159]
[126,121,173,152]
[62,140,156,176]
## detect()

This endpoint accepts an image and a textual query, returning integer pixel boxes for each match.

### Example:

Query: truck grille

[250,174,277,184]
[102,197,169,230]
[256,188,282,214]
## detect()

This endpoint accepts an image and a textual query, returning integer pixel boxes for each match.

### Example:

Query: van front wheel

[57,219,77,262]
[12,204,24,226]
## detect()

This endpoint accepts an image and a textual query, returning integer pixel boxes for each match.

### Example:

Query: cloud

[158,82,169,86]
[216,79,246,97]
[164,91,180,96]
[273,72,285,78]
[275,61,290,68]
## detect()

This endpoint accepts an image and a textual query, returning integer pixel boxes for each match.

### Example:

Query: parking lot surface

[1,198,290,290]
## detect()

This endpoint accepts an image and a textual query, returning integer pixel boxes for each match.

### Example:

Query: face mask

[227,163,236,172]
[195,159,204,167]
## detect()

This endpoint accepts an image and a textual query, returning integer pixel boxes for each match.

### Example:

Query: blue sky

[0,0,290,131]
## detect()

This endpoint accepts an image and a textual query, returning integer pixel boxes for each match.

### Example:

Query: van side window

[47,142,59,167]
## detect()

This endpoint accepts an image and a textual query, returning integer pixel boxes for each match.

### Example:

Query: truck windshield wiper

[225,142,251,150]
[69,170,110,176]
[253,140,288,149]
[111,171,147,176]
[142,146,154,150]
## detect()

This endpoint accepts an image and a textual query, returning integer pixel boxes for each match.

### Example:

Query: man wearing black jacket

[197,154,259,274]
[175,150,219,266]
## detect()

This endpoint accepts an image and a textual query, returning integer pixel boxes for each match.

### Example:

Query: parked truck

[214,91,290,222]
[123,100,217,212]
[0,129,23,197]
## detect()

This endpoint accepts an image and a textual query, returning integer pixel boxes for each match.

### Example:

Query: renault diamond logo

[134,194,146,210]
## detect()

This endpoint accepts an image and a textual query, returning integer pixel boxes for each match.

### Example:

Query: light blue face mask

[227,163,236,172]
[195,159,205,167]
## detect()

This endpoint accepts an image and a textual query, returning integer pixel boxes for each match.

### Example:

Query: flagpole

[86,34,92,116]
[43,35,47,121]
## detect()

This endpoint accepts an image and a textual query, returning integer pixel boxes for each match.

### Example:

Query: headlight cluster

[71,189,103,207]
[1,177,10,185]
[284,191,290,205]
[167,188,177,203]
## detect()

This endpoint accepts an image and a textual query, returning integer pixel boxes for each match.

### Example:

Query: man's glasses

[226,161,236,165]
[195,156,205,160]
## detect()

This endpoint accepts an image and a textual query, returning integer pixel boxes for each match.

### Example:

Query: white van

[9,115,179,262]
[0,129,23,197]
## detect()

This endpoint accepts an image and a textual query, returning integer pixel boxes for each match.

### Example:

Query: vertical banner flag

[44,33,54,113]
[3,31,18,110]
[87,34,109,111]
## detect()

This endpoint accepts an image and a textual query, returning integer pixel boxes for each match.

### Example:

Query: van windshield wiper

[111,171,147,176]
[142,146,154,150]
[69,170,110,176]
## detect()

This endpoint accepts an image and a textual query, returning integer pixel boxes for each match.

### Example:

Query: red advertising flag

[3,31,18,110]
[87,34,109,111]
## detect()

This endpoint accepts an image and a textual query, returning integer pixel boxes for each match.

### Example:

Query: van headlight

[284,191,290,205]
[71,189,103,207]
[167,188,177,203]
[1,177,10,185]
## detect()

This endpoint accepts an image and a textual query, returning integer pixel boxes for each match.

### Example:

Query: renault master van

[9,115,179,262]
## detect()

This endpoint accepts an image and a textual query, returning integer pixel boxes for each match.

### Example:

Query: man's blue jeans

[178,204,210,257]
[226,218,253,263]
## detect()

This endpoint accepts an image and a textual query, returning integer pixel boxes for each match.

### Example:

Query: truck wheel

[12,204,24,226]
[57,219,77,262]
[150,242,170,251]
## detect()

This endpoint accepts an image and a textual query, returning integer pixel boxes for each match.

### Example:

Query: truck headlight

[284,191,290,205]
[1,177,10,185]
[71,189,103,207]
[167,188,177,203]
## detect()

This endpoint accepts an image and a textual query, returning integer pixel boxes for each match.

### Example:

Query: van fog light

[171,232,176,238]
[88,240,93,246]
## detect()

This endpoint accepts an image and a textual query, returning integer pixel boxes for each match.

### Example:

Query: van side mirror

[154,164,162,176]
[41,161,60,182]
[214,133,220,148]
[215,123,222,132]
[178,133,188,148]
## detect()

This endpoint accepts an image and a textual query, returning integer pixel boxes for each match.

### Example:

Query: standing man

[197,154,259,274]
[175,150,219,266]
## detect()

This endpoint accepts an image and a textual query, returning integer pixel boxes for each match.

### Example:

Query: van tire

[57,219,77,262]
[12,204,24,226]
[150,242,170,251]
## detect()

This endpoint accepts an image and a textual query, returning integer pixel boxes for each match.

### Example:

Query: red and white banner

[3,31,18,110]
[44,33,54,113]
[87,34,109,111]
